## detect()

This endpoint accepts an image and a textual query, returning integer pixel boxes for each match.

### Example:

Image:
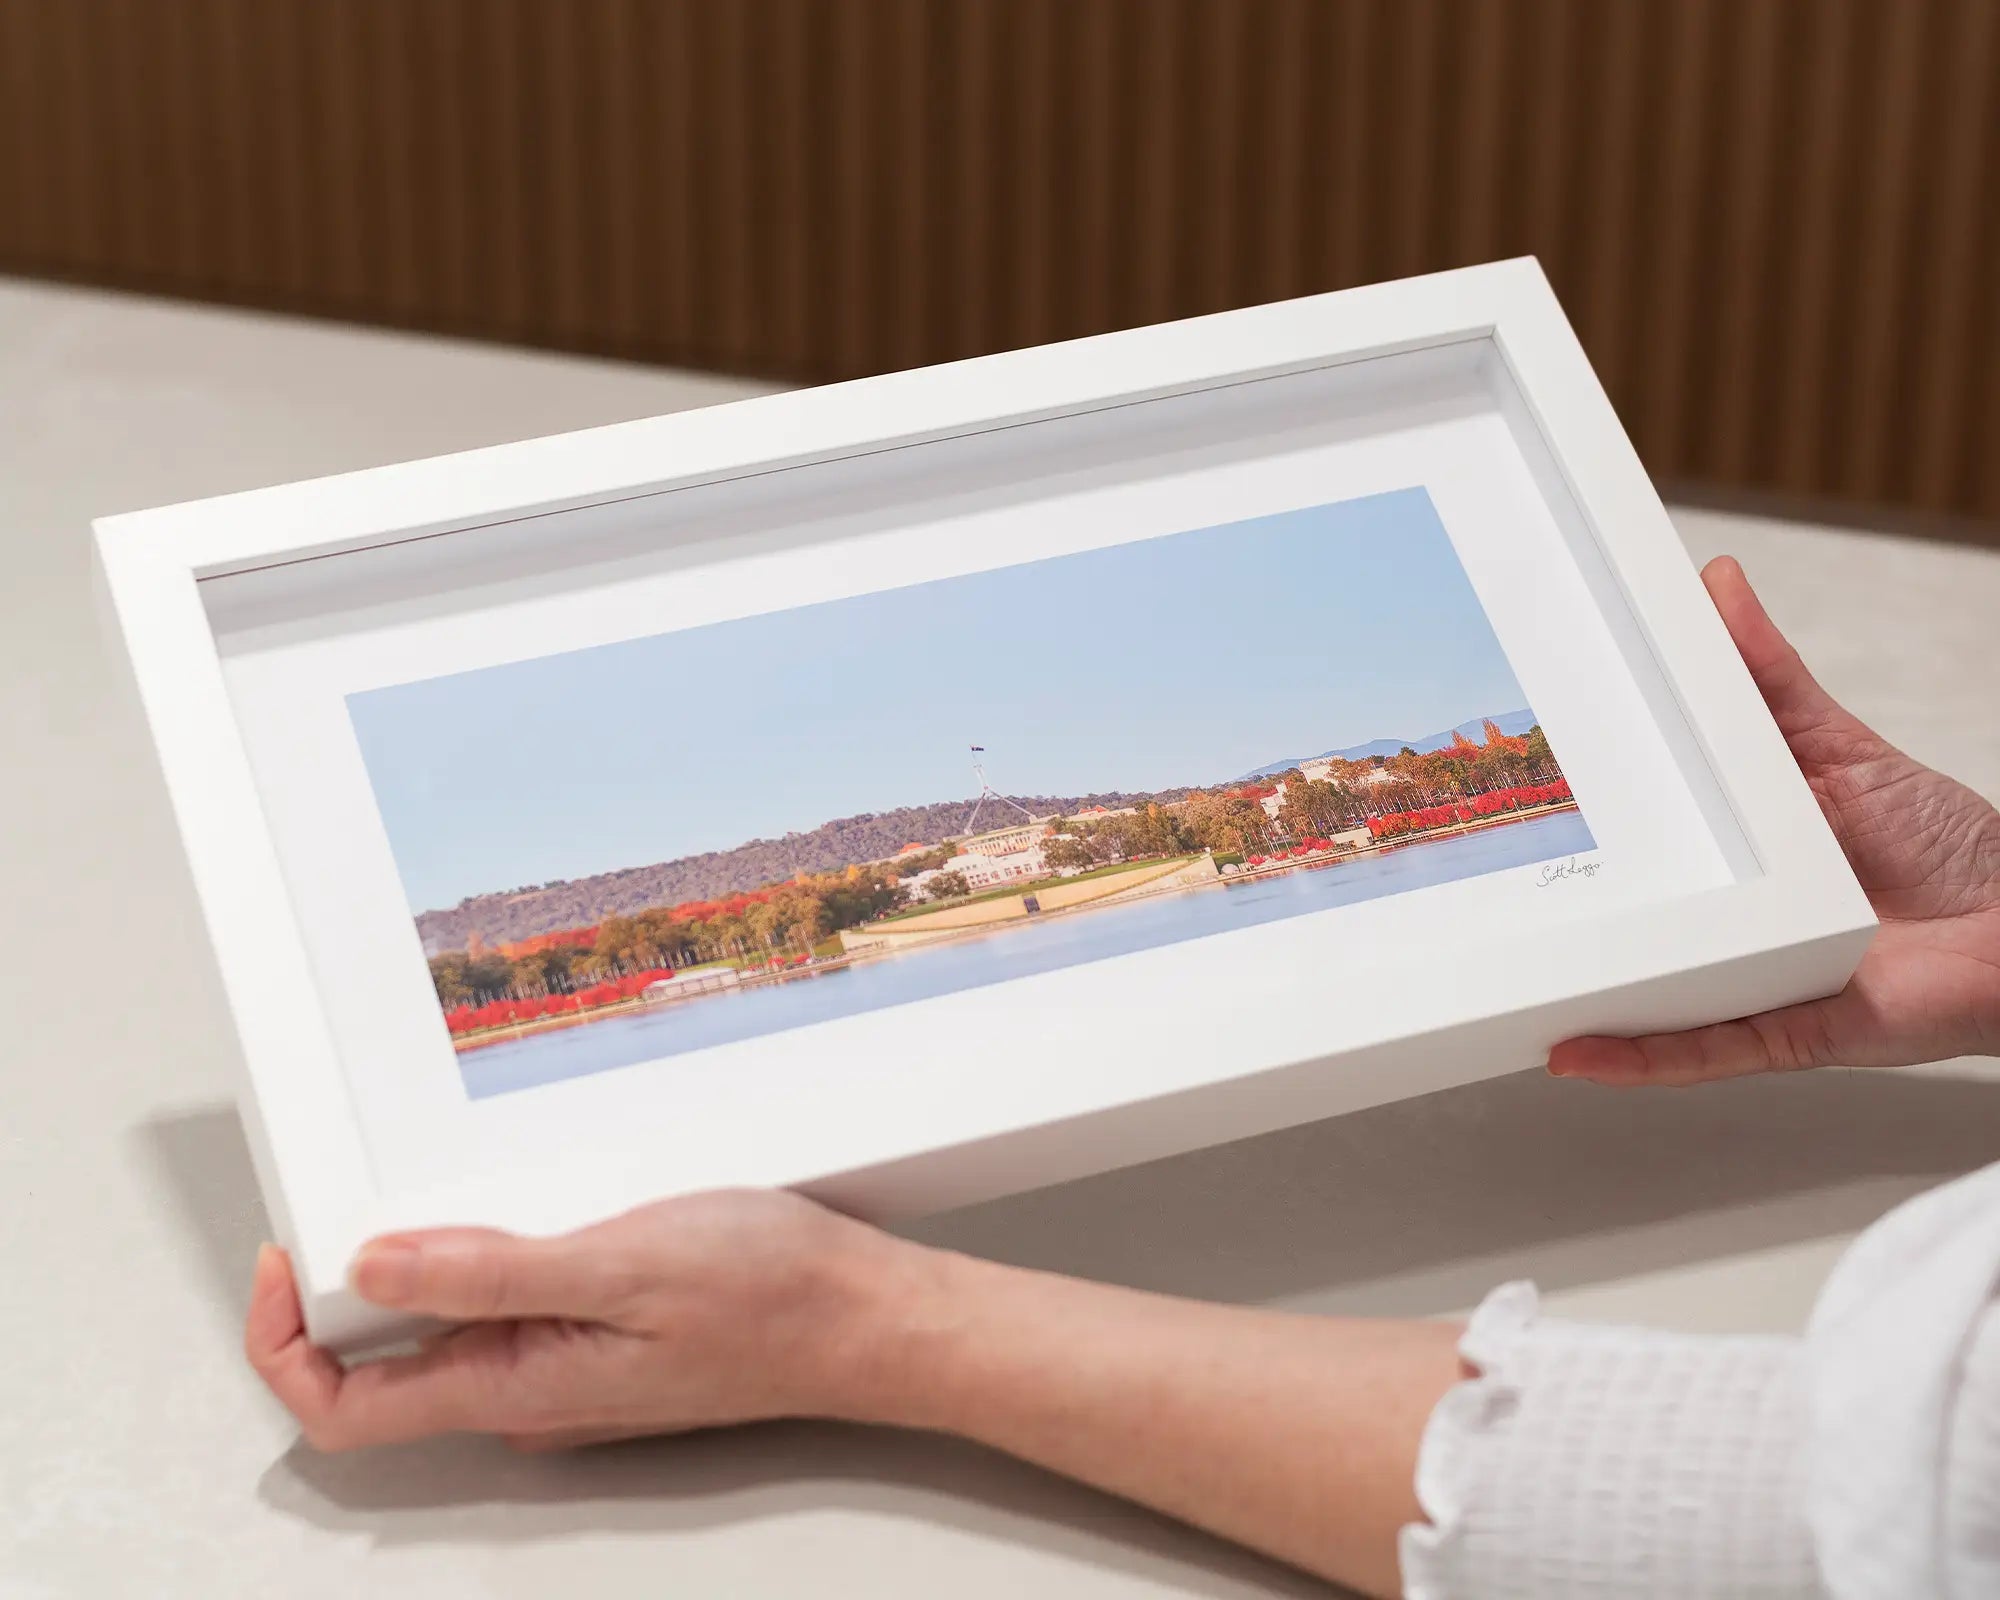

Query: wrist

[803,1224,995,1429]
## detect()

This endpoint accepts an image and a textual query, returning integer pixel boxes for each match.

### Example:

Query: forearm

[832,1243,1463,1598]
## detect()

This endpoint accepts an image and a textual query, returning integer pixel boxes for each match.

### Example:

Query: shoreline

[451,801,1582,1054]
[1227,799,1582,883]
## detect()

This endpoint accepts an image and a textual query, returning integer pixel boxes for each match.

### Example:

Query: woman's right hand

[1548,556,2000,1087]
[245,1187,930,1453]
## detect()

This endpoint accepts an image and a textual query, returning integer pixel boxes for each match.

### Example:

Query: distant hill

[418,708,1546,951]
[1235,708,1537,781]
[415,789,1186,953]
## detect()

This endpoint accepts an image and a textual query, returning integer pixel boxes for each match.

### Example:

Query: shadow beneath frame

[133,1099,274,1327]
[139,1064,2000,1328]
[139,1060,2000,1590]
[260,1422,1333,1598]
[901,1062,2000,1315]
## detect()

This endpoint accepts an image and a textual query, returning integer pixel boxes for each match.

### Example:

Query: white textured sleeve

[1398,1283,1821,1600]
[1397,1160,2000,1600]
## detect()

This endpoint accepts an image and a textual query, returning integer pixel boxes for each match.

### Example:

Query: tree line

[428,723,1567,1013]
[429,863,916,1009]
[1047,724,1562,864]
[415,788,1180,952]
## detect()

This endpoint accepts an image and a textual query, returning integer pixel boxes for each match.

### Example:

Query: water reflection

[464,809,1595,1099]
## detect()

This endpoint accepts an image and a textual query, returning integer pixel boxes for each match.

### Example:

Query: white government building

[908,819,1059,896]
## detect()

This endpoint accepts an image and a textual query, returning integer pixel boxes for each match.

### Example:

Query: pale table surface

[3,278,1997,1600]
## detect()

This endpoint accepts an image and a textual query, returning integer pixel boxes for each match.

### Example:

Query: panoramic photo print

[348,486,1594,1099]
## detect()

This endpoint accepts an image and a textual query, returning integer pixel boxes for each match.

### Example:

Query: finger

[1699,557,1844,740]
[297,1323,528,1450]
[351,1226,626,1322]
[1548,1003,1833,1087]
[244,1243,347,1433]
[247,1244,525,1448]
[244,1241,297,1365]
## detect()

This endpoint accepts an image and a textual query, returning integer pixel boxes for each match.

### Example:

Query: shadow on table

[263,1422,1331,1597]
[895,1061,2000,1316]
[139,1061,2000,1596]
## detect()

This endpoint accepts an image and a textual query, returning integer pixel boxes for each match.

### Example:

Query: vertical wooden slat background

[1,0,1995,536]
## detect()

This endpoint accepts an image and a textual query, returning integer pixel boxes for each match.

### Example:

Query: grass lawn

[875,855,1196,922]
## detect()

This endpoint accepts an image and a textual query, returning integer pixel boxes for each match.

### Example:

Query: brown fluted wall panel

[1,1,1995,534]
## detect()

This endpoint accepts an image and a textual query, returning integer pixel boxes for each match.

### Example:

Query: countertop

[3,277,1997,1599]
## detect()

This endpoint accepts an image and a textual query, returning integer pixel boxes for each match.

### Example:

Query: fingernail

[352,1239,421,1306]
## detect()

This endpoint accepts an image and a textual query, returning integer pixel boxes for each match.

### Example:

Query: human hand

[244,1189,1465,1597]
[244,1188,929,1451]
[1548,556,2000,1087]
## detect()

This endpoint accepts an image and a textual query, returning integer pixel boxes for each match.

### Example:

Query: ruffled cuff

[1399,1281,1540,1600]
[1397,1281,1816,1600]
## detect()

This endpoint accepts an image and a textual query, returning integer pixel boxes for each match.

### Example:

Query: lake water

[461,808,1596,1099]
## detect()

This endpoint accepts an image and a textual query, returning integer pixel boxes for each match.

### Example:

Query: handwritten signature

[1535,856,1602,887]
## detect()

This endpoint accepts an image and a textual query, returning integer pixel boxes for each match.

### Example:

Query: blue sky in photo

[349,486,1529,912]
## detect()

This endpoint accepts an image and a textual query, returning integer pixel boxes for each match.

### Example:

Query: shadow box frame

[94,259,1875,1350]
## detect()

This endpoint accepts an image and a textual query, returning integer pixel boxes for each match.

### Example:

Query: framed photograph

[95,260,1873,1349]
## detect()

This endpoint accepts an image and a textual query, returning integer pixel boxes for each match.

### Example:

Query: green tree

[1523,725,1557,781]
[431,949,518,1004]
[1312,757,1375,824]
[710,912,752,962]
[1388,751,1443,804]
[925,870,970,901]
[510,945,578,994]
[893,844,957,878]
[1172,791,1247,853]
[470,955,514,996]
[746,899,784,955]
[818,874,902,931]
[1041,835,1095,872]
[1109,802,1188,859]
[636,907,698,968]
[1277,779,1347,839]
[592,914,660,974]
[428,953,474,1007]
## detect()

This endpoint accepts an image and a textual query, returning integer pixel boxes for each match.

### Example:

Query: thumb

[350,1226,631,1321]
[1699,556,1847,743]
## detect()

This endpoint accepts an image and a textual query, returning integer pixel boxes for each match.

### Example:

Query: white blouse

[1399,1159,2000,1599]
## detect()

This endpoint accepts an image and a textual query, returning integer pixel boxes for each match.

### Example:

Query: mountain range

[1234,707,1537,781]
[415,789,1187,953]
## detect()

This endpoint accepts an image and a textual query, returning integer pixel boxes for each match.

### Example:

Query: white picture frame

[94,260,1874,1351]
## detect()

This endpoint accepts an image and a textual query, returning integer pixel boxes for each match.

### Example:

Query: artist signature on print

[1534,855,1602,887]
